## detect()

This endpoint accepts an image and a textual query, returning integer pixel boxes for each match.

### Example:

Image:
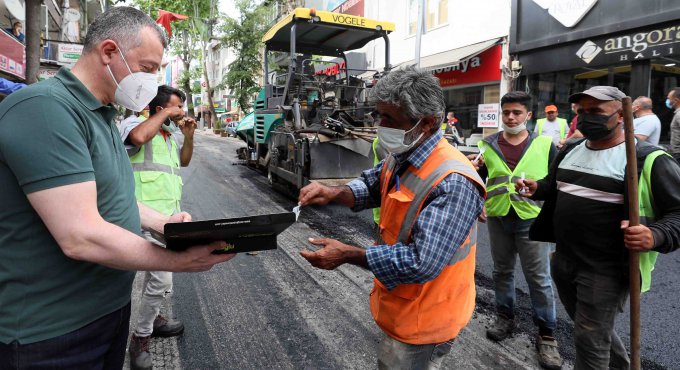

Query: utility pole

[414,0,425,68]
[25,0,42,84]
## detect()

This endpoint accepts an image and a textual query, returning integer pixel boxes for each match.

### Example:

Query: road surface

[129,132,679,369]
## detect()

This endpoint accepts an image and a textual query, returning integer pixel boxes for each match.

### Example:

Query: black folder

[160,212,296,254]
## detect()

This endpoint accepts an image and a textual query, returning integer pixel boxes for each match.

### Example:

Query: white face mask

[162,120,177,133]
[377,118,425,155]
[106,47,158,112]
[501,115,529,135]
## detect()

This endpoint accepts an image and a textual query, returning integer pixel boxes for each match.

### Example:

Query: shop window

[408,0,449,36]
[650,60,680,143]
[444,85,485,136]
[521,65,633,133]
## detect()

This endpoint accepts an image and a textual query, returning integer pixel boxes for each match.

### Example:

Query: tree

[25,0,42,84]
[191,5,219,129]
[219,0,270,113]
[132,0,216,119]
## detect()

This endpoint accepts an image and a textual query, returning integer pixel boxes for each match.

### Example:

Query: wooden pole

[25,0,42,84]
[622,96,641,370]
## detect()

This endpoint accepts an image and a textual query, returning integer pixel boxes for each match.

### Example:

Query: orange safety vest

[371,139,486,345]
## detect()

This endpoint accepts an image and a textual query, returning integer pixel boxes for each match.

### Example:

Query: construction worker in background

[469,91,562,370]
[536,105,568,146]
[119,85,197,370]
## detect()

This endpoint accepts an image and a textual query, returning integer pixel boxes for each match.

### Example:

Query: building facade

[206,39,239,125]
[510,0,680,142]
[359,0,511,137]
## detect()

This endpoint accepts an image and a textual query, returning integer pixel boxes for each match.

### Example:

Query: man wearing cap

[536,105,568,146]
[517,86,680,369]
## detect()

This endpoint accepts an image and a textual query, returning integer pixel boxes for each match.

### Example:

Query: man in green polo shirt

[0,7,234,368]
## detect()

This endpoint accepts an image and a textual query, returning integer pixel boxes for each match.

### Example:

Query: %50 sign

[477,103,499,128]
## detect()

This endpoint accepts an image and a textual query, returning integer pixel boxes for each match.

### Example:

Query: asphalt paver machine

[252,8,394,192]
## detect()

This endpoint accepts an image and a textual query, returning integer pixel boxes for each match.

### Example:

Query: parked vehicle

[225,122,238,137]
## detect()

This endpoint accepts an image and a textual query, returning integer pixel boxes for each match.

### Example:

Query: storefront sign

[518,21,680,73]
[593,25,680,63]
[531,0,598,28]
[477,104,500,128]
[510,0,680,54]
[332,0,364,17]
[57,44,83,64]
[214,101,227,113]
[0,31,25,80]
[38,68,59,81]
[432,46,501,88]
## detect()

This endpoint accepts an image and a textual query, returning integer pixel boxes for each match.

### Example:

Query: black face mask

[576,111,619,141]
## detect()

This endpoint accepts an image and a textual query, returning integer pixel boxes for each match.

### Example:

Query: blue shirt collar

[394,131,443,169]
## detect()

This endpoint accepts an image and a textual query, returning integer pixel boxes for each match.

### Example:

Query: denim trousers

[551,254,630,370]
[487,215,557,333]
[0,302,131,370]
[134,233,173,337]
[377,333,454,370]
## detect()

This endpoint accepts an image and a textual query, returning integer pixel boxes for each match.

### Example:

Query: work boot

[129,334,152,370]
[486,314,515,342]
[151,315,184,337]
[536,335,563,370]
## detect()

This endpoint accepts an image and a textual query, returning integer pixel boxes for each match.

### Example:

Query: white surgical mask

[162,119,177,133]
[501,120,527,135]
[106,47,158,112]
[377,118,425,155]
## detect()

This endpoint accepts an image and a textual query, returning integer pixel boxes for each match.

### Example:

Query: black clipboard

[161,212,296,254]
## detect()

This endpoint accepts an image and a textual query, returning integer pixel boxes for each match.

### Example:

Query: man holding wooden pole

[516,86,680,370]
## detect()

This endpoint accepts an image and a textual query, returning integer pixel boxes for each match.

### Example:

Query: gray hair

[83,6,167,53]
[369,65,445,122]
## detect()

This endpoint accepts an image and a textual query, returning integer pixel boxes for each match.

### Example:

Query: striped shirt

[347,131,484,290]
[554,140,627,271]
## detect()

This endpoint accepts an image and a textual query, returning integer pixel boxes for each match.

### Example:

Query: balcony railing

[0,30,26,81]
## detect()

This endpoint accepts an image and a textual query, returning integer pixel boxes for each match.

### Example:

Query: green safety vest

[372,138,389,225]
[637,149,668,292]
[129,133,183,216]
[536,118,568,140]
[479,135,552,219]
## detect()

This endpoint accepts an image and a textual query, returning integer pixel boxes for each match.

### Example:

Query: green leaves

[219,0,270,112]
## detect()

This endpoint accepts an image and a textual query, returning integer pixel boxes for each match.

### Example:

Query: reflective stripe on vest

[448,223,476,266]
[486,175,522,187]
[131,139,177,173]
[396,159,483,243]
[129,134,182,216]
[479,135,551,219]
[638,150,668,293]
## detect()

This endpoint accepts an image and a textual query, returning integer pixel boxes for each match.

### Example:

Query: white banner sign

[38,68,59,81]
[57,44,83,64]
[478,103,499,128]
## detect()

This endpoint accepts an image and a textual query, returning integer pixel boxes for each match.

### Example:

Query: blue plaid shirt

[347,131,484,290]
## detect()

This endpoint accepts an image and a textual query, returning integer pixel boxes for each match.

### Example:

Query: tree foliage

[219,0,270,112]
[131,0,216,116]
